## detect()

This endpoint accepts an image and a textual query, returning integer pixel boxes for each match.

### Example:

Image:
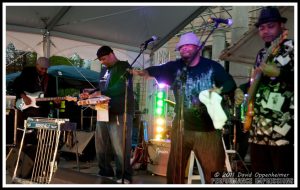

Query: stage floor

[5,155,171,186]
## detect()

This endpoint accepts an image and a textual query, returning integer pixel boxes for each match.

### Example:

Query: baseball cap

[96,46,113,58]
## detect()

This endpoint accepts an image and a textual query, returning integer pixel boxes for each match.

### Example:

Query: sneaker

[99,175,114,180]
[97,172,114,180]
[116,178,131,184]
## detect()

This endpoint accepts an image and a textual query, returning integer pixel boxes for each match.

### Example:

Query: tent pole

[55,76,60,118]
[43,31,51,58]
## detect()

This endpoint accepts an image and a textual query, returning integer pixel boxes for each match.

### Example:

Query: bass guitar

[16,91,77,111]
[243,29,288,132]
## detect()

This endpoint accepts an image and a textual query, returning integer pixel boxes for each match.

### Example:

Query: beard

[181,51,197,64]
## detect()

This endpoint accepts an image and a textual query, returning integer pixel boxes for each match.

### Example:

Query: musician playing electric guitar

[236,7,294,178]
[13,57,61,127]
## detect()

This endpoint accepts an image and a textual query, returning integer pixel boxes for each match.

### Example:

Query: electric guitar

[243,30,288,132]
[16,91,77,111]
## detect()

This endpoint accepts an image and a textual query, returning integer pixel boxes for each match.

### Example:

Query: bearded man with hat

[131,32,236,183]
[234,6,294,178]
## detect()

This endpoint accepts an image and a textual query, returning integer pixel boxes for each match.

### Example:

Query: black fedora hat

[255,6,287,28]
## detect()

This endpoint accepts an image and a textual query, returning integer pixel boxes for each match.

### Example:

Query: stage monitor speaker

[60,131,95,161]
[147,139,170,176]
[6,148,34,179]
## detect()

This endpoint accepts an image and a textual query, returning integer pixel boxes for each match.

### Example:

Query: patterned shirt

[248,39,294,146]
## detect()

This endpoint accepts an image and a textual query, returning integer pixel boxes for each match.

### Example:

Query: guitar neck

[36,97,66,102]
[247,68,262,103]
[246,30,288,103]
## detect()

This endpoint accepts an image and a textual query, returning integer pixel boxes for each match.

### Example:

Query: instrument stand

[173,69,187,183]
[121,79,129,184]
[12,118,65,184]
[224,107,249,173]
[119,43,147,184]
[225,148,249,173]
[70,129,81,172]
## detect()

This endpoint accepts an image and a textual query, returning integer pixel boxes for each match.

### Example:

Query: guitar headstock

[282,29,289,39]
[65,96,78,102]
[271,29,289,55]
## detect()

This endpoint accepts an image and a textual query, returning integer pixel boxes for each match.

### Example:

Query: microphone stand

[176,68,187,183]
[172,22,222,183]
[120,43,147,184]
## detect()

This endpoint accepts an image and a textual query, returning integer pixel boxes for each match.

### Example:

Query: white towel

[199,90,228,129]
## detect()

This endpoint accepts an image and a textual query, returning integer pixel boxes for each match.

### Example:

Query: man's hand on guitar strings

[234,88,244,105]
[260,63,280,77]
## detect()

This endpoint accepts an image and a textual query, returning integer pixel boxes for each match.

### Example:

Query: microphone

[141,35,158,49]
[208,17,233,26]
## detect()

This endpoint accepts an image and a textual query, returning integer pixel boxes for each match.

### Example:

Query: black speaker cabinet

[6,109,17,145]
[6,148,34,179]
[60,131,95,161]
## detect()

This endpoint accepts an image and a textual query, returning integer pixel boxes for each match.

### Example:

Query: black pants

[250,143,294,177]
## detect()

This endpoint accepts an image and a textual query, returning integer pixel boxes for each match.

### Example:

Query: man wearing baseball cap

[80,45,135,184]
[131,32,236,183]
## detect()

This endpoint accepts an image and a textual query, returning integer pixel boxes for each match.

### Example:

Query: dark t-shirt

[13,66,57,117]
[99,61,135,115]
[146,57,236,131]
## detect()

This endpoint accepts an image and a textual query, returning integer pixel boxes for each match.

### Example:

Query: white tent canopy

[7,31,102,60]
[6,30,152,71]
[5,4,208,57]
[5,3,209,73]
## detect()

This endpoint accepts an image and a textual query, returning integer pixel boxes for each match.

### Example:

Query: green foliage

[49,55,84,67]
[25,52,37,67]
[49,56,72,66]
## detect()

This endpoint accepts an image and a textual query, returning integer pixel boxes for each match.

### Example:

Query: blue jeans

[95,113,133,181]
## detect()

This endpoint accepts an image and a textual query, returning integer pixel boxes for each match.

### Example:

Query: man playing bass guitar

[235,7,294,178]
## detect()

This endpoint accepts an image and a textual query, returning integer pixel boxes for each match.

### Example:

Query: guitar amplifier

[6,95,16,109]
[147,139,171,176]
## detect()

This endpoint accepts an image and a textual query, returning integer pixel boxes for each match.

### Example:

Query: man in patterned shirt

[236,6,294,179]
